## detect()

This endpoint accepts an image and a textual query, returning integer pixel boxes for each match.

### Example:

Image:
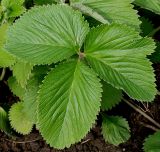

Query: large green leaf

[9,102,33,135]
[101,82,122,111]
[5,5,89,65]
[38,60,102,148]
[0,23,15,67]
[70,0,140,28]
[143,131,160,152]
[12,61,33,88]
[84,24,156,101]
[1,0,25,18]
[102,115,130,146]
[134,0,160,15]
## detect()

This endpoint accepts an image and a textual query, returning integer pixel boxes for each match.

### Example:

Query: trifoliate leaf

[8,76,25,99]
[9,102,33,135]
[70,0,141,28]
[143,130,160,152]
[102,115,131,146]
[1,0,25,18]
[84,24,156,101]
[101,82,122,111]
[5,5,89,65]
[140,17,154,37]
[134,0,160,15]
[0,106,11,133]
[0,23,15,67]
[38,60,102,149]
[12,61,33,88]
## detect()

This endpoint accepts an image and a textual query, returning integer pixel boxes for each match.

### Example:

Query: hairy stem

[123,98,160,129]
[0,68,6,81]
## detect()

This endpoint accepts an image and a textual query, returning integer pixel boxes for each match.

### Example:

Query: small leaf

[8,76,25,99]
[0,106,11,133]
[134,0,160,15]
[101,82,122,111]
[140,17,154,37]
[38,60,102,148]
[34,0,56,5]
[70,0,141,28]
[143,130,160,152]
[6,5,89,65]
[84,24,157,101]
[12,61,33,88]
[102,115,131,146]
[23,72,46,124]
[1,0,25,18]
[9,102,33,135]
[0,49,16,67]
[149,42,160,63]
[0,23,15,67]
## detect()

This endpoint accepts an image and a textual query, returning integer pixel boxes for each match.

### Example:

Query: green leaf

[134,0,160,15]
[8,76,25,99]
[70,0,141,28]
[5,5,89,65]
[23,73,45,124]
[0,106,11,133]
[0,23,8,46]
[149,42,160,63]
[140,17,154,37]
[38,60,102,149]
[0,23,15,67]
[143,131,160,152]
[9,102,33,135]
[0,49,16,67]
[84,24,156,101]
[102,115,130,146]
[1,0,25,18]
[12,61,33,88]
[34,0,56,5]
[101,82,122,111]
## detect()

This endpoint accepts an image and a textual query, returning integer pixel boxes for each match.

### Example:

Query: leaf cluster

[0,0,159,151]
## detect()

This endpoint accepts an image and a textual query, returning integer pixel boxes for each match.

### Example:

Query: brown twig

[139,122,159,132]
[81,139,91,144]
[123,98,160,129]
[3,137,42,144]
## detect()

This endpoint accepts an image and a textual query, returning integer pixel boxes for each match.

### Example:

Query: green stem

[123,98,160,129]
[0,68,6,81]
[148,26,160,37]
